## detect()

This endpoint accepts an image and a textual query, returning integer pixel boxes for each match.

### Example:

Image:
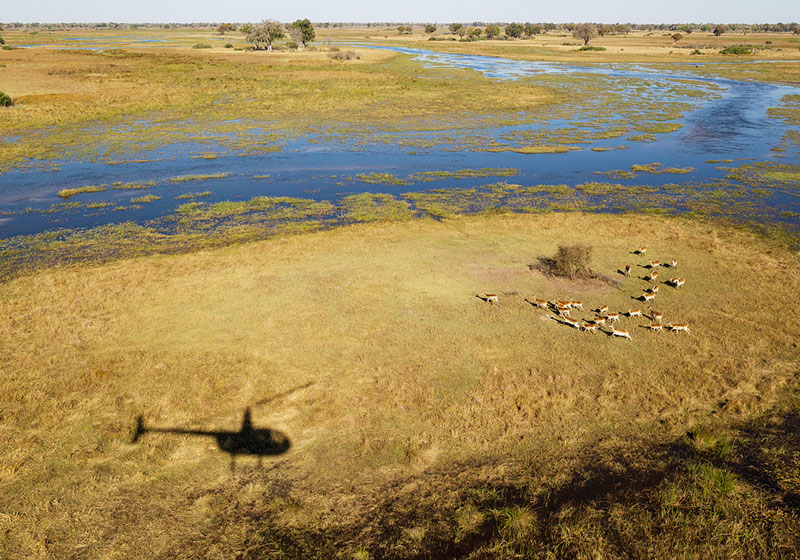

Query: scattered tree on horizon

[449,23,463,35]
[572,23,597,45]
[484,24,500,39]
[713,24,726,36]
[523,23,541,38]
[217,23,234,35]
[672,33,683,42]
[424,24,436,34]
[469,27,482,38]
[245,20,284,51]
[597,24,614,37]
[290,19,315,47]
[505,22,524,38]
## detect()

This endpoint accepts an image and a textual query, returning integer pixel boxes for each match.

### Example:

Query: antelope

[648,260,661,268]
[670,258,678,268]
[651,285,660,293]
[484,293,498,303]
[610,326,632,340]
[607,312,620,323]
[599,305,609,315]
[562,316,581,329]
[582,322,597,334]
[637,246,647,255]
[593,316,607,326]
[669,277,685,288]
[642,290,656,303]
[624,264,632,277]
[556,305,572,317]
[628,308,643,318]
[530,296,549,309]
[648,323,664,332]
[648,307,663,323]
[668,323,690,333]
[569,300,584,310]
[649,269,659,281]
[554,299,572,308]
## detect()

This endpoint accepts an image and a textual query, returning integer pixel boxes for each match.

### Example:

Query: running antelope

[569,300,584,310]
[668,323,690,333]
[648,260,661,268]
[637,246,647,255]
[556,305,572,317]
[642,290,657,303]
[624,264,632,277]
[582,321,598,334]
[651,285,660,293]
[593,316,607,326]
[610,326,632,340]
[670,258,678,268]
[530,296,549,309]
[649,269,659,281]
[599,305,609,315]
[648,323,664,332]
[607,312,620,323]
[562,316,581,329]
[628,308,643,318]
[554,299,572,308]
[669,277,685,288]
[648,307,663,323]
[484,293,498,303]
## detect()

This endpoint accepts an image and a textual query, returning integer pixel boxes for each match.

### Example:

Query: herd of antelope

[482,245,690,341]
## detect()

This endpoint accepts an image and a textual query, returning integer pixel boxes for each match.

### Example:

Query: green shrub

[286,41,298,50]
[224,43,233,48]
[0,91,13,107]
[2,45,14,50]
[690,49,702,55]
[538,243,594,279]
[720,45,755,55]
[578,45,606,51]
[192,43,212,49]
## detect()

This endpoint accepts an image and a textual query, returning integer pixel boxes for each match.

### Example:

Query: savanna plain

[1,21,800,559]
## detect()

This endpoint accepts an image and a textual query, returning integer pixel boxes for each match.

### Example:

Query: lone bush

[192,43,212,49]
[578,45,606,51]
[720,45,755,55]
[224,43,233,48]
[0,91,13,107]
[328,50,359,60]
[539,243,594,279]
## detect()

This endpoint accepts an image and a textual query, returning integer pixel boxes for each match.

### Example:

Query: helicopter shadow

[132,407,291,470]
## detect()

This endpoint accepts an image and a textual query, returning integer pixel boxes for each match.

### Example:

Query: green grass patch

[341,193,413,222]
[57,184,107,199]
[169,173,230,184]
[130,195,161,204]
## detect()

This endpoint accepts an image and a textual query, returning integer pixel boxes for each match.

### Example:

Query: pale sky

[4,0,798,24]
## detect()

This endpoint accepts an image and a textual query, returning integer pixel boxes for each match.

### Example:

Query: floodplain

[1,23,800,559]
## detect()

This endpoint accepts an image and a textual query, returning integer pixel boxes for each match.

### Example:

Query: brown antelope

[668,323,690,333]
[582,322,597,334]
[569,300,584,310]
[642,290,656,303]
[624,264,632,276]
[610,326,632,340]
[599,305,609,315]
[556,305,572,317]
[649,269,659,281]
[531,296,549,309]
[628,308,643,318]
[607,312,620,323]
[648,260,661,268]
[638,246,647,255]
[484,293,498,303]
[670,258,678,268]
[648,307,663,323]
[669,277,685,288]
[562,316,581,329]
[554,298,571,308]
[651,285,660,293]
[593,316,607,326]
[648,323,664,332]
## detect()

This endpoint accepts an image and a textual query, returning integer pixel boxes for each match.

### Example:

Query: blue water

[1,45,798,238]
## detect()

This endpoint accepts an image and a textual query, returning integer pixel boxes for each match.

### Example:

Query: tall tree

[246,20,284,51]
[572,23,597,45]
[290,19,315,47]
[424,24,436,34]
[713,24,726,36]
[484,24,500,39]
[505,22,524,38]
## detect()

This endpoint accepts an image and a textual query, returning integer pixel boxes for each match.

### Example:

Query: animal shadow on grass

[132,407,291,471]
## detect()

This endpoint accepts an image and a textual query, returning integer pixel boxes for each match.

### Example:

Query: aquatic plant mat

[1,213,799,558]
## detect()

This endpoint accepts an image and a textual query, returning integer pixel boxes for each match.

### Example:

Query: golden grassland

[1,212,799,558]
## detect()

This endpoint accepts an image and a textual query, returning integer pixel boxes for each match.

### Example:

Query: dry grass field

[1,212,798,558]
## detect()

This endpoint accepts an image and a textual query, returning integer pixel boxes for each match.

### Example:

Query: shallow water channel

[1,45,799,239]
